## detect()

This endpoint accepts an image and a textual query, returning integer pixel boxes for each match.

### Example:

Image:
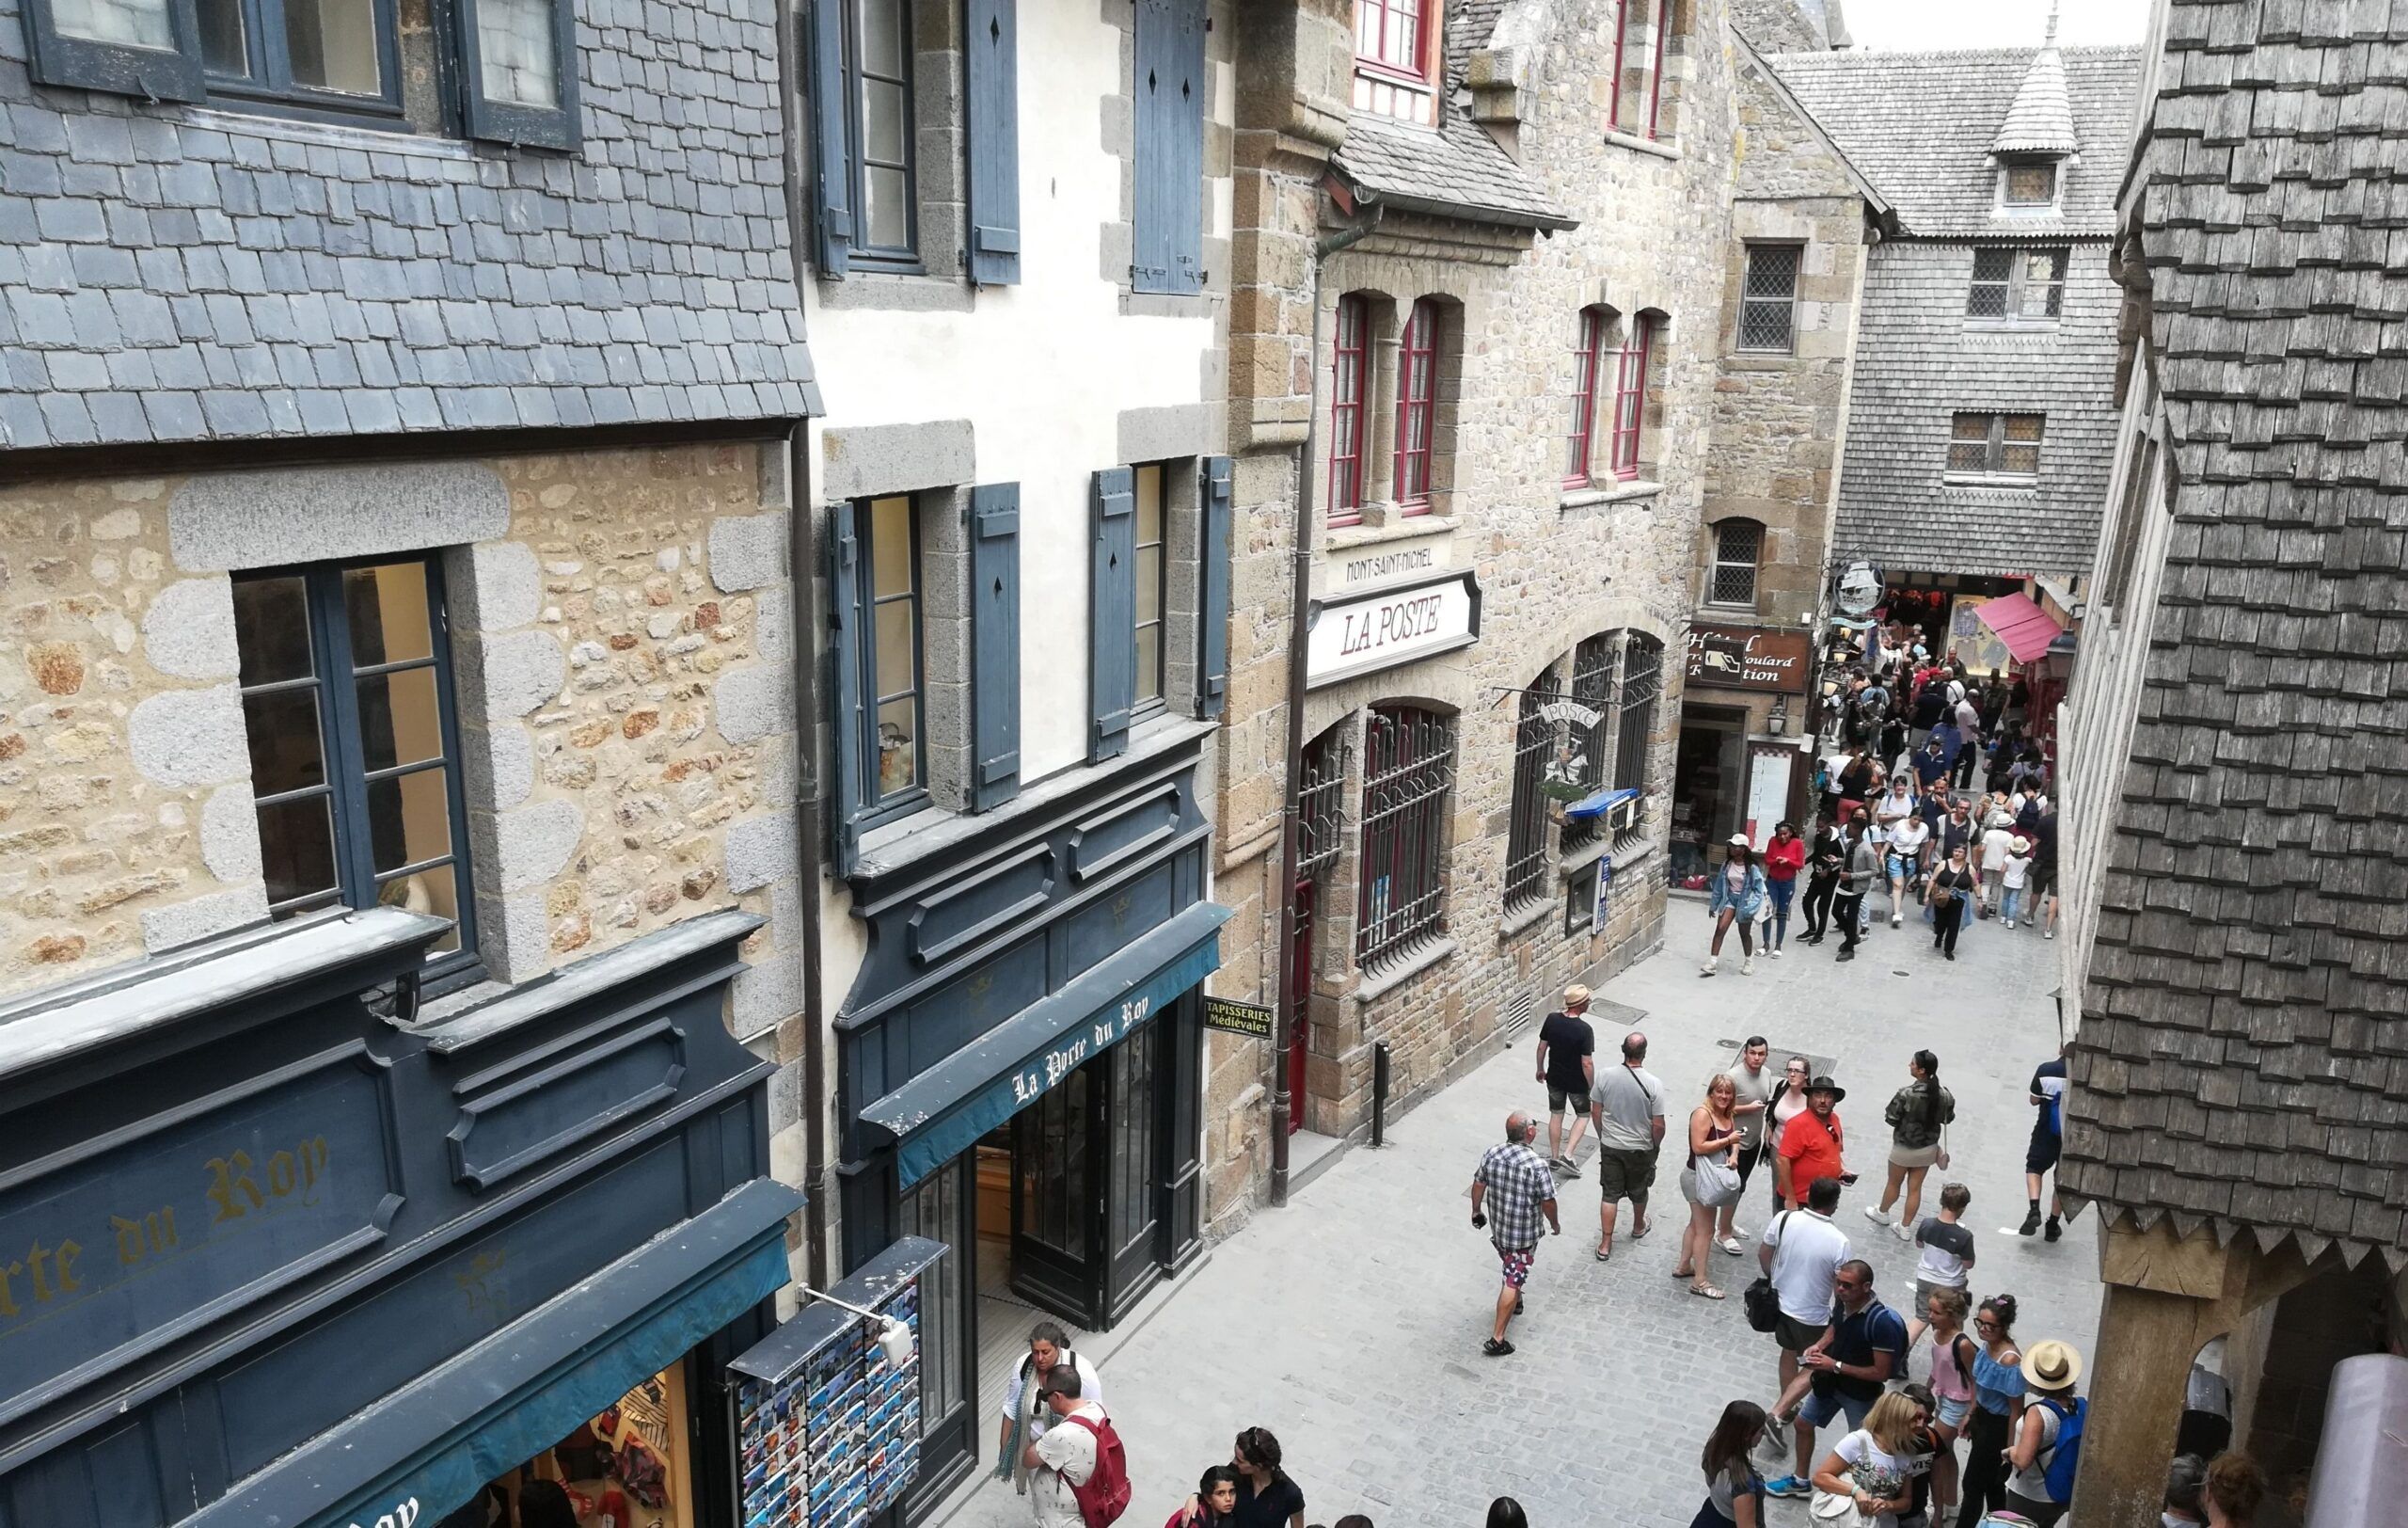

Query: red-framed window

[1608,0,1631,130]
[1354,0,1433,81]
[1394,298,1438,510]
[1328,294,1370,524]
[1645,0,1670,139]
[1566,308,1609,486]
[1608,315,1655,481]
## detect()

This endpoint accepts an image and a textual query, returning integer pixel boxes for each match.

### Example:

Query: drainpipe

[1269,180,1383,1208]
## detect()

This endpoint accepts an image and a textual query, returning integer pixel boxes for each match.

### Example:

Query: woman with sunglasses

[1763,1057,1814,1217]
[1953,1295,2027,1528]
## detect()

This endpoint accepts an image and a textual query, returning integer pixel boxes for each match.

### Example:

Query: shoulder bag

[1690,1116,1743,1207]
[1742,1212,1789,1333]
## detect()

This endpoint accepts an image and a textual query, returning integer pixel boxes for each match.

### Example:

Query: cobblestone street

[943,894,2103,1528]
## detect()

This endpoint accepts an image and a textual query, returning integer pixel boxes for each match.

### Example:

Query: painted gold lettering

[114,1216,146,1265]
[53,1239,81,1296]
[300,1136,328,1203]
[268,1150,297,1198]
[207,1151,265,1223]
[25,1241,52,1303]
[0,1261,20,1318]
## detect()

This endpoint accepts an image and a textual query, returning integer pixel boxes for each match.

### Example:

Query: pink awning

[1974,591,2064,664]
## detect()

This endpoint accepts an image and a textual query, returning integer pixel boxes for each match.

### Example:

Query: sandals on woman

[1689,1283,1727,1299]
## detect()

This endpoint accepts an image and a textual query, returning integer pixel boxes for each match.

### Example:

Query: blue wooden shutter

[827,501,866,866]
[809,0,854,276]
[964,0,1022,286]
[1196,456,1232,719]
[1132,0,1205,295]
[970,484,1022,808]
[1089,468,1137,762]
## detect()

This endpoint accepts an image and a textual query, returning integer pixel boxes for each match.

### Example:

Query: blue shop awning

[186,1177,804,1528]
[863,901,1232,1189]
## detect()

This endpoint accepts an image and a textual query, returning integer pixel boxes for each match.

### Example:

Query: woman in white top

[1761,1057,1813,1218]
[995,1322,1103,1493]
[1812,1392,1924,1528]
[2001,836,2035,929]
[1885,816,1931,927]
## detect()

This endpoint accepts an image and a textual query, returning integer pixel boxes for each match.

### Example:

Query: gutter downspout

[775,6,833,1290]
[1269,182,1383,1208]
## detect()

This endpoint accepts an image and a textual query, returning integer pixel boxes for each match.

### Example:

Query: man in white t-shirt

[1022,1364,1106,1528]
[1759,1176,1852,1460]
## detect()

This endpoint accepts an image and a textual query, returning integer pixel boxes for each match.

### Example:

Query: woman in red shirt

[1762,820,1807,958]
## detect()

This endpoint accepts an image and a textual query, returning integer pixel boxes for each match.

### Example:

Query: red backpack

[1062,1412,1132,1528]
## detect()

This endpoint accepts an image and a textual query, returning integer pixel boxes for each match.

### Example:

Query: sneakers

[2004,918,2016,930]
[1892,913,1904,928]
[1862,1205,1893,1226]
[1765,1476,1811,1500]
[1701,960,1719,977]
[2046,929,2055,939]
[1555,1156,1583,1179]
[2018,1208,2043,1237]
[1761,1412,1793,1453]
[1741,955,1755,976]
[1893,1220,1917,1245]
[2045,1217,2063,1242]
[1769,947,1782,959]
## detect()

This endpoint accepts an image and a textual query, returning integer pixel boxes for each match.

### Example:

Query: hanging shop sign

[1202,995,1274,1038]
[731,1238,947,1528]
[1306,569,1481,689]
[1685,624,1812,694]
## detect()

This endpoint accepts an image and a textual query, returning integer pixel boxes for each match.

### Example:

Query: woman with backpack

[1953,1296,2027,1528]
[1230,1427,1305,1528]
[2004,1342,2086,1527]
[1691,1400,1767,1527]
[1866,1050,1955,1240]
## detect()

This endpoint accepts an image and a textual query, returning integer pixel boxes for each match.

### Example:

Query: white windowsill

[1324,513,1456,551]
[1604,130,1681,160]
[1941,473,2041,490]
[165,103,477,159]
[1560,480,1661,511]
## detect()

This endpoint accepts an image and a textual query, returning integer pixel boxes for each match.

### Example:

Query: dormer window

[1353,0,1436,122]
[2003,160,2058,208]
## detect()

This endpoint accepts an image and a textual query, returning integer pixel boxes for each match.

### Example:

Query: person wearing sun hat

[2002,1339,2087,1526]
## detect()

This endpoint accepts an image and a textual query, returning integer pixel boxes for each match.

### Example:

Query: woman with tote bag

[1675,1073,1747,1300]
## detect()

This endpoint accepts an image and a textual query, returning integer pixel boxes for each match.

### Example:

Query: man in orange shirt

[1774,1076,1847,1210]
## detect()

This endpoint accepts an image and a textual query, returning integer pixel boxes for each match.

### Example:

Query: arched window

[1613,635,1662,795]
[1504,671,1559,909]
[1708,518,1763,609]
[1560,633,1618,848]
[1357,705,1455,965]
[1608,311,1660,480]
[1329,293,1371,523]
[1295,724,1351,883]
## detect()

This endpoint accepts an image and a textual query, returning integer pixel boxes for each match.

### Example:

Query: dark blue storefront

[832,724,1225,1517]
[0,906,798,1528]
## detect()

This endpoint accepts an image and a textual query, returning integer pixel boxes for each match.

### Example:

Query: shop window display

[437,1368,693,1528]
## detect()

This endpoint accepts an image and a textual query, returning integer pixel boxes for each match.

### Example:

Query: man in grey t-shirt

[1717,1036,1772,1251]
[1589,1031,1666,1260]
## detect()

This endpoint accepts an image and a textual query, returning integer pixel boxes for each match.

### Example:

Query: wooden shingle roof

[2062,1,2408,1271]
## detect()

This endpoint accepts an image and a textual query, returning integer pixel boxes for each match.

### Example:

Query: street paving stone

[947,896,2101,1528]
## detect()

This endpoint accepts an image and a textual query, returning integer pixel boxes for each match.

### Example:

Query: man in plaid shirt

[1470,1112,1560,1357]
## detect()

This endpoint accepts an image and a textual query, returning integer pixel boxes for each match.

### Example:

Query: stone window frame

[1608,306,1671,485]
[1315,281,1466,529]
[1566,304,1612,488]
[1736,243,1802,355]
[1703,517,1764,613]
[1995,157,2065,215]
[815,0,973,310]
[1606,0,1687,148]
[1101,0,1230,319]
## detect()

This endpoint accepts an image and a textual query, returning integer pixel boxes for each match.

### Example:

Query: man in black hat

[1773,1075,1846,1212]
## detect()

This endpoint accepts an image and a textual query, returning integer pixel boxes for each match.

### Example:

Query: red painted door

[1287,882,1314,1135]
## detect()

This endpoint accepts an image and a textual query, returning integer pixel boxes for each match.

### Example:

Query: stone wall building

[1766,32,2140,743]
[0,0,830,1516]
[1204,0,1757,1224]
[2054,0,2408,1517]
[1669,11,1879,868]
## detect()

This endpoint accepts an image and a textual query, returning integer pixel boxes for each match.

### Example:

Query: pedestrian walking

[2030,801,2061,939]
[1896,1384,1945,1528]
[2003,1342,2086,1527]
[1591,1032,1667,1260]
[997,1323,1105,1493]
[1808,1392,1922,1528]
[1867,1051,1955,1237]
[1799,821,1845,945]
[1229,1428,1305,1528]
[1872,777,1919,846]
[1999,834,2034,929]
[1909,1184,1977,1329]
[1484,1500,1529,1528]
[1692,1401,1768,1528]
[1703,836,1767,977]
[1169,1468,1240,1528]
[1675,1073,1745,1299]
[1532,985,1596,1172]
[2162,1454,2210,1526]
[1950,693,1982,790]
[1717,1038,1773,1252]
[1953,1296,2026,1528]
[1973,813,2011,919]
[1885,814,1931,929]
[1835,817,1879,963]
[1925,845,1973,960]
[2022,1050,2068,1241]
[1771,1259,1910,1498]
[1836,749,1880,823]
[2203,1453,2266,1528]
[1022,1367,1118,1528]
[1756,1176,1851,1499]
[1920,1288,1977,1522]
[1762,821,1804,956]
[1468,1113,1560,1356]
[1773,1075,1846,1213]
[1762,1056,1812,1217]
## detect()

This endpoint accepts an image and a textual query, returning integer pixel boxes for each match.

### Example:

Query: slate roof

[1766,45,2143,237]
[2061,5,2408,1272]
[1329,0,1570,232]
[0,0,818,454]
[1991,46,2080,155]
